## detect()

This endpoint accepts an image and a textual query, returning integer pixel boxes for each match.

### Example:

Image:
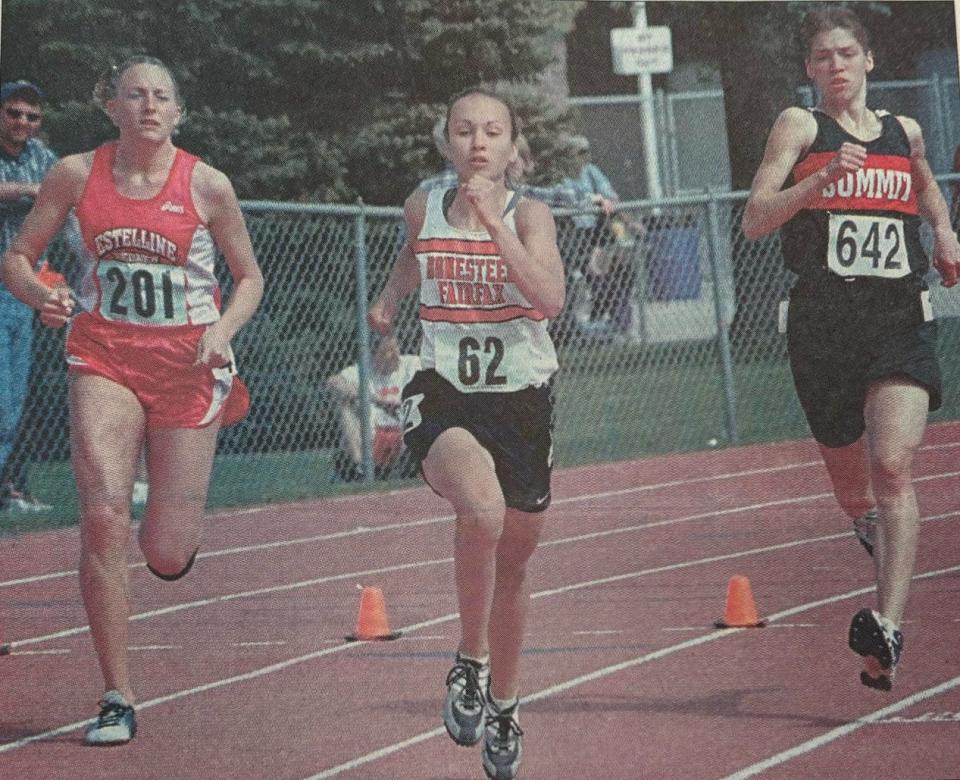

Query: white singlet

[413,188,559,393]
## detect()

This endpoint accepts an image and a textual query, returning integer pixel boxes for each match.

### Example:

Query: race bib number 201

[97,261,189,325]
[827,213,909,279]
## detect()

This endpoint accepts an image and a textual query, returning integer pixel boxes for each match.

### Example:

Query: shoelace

[447,662,481,709]
[485,710,523,750]
[96,700,130,728]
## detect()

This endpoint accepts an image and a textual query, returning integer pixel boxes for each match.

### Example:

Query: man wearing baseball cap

[0,79,58,512]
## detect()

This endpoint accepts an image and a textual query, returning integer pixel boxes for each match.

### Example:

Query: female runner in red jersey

[1,56,263,743]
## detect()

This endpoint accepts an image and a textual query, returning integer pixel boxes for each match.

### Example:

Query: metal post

[929,74,951,173]
[704,192,739,445]
[632,2,664,200]
[352,200,375,483]
[664,91,680,195]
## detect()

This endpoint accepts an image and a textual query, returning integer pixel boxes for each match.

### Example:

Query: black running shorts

[786,283,941,449]
[400,369,554,513]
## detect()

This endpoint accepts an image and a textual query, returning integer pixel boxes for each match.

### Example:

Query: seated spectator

[326,333,420,481]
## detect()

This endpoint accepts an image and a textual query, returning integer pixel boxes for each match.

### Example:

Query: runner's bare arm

[900,116,960,287]
[368,190,427,334]
[507,198,565,317]
[193,163,264,343]
[743,108,861,239]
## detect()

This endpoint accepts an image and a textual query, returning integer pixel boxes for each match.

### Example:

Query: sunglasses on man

[4,107,42,123]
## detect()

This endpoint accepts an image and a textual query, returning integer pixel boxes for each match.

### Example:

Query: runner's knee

[144,547,198,581]
[80,500,132,555]
[455,497,506,546]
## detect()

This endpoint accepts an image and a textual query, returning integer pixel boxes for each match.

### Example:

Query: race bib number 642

[827,213,909,279]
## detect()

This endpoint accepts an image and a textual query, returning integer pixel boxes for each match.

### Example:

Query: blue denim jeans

[0,296,33,485]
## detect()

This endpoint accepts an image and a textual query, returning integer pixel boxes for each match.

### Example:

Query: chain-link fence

[574,76,960,200]
[6,175,960,523]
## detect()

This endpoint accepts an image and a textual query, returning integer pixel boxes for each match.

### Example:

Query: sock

[489,694,519,715]
[877,612,899,634]
[458,650,489,668]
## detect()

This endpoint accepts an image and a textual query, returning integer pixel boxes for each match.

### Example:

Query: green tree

[2,0,586,204]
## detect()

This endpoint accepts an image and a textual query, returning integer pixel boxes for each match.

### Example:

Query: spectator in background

[422,126,607,213]
[508,134,598,211]
[561,136,620,328]
[563,135,619,227]
[326,332,420,481]
[0,80,57,512]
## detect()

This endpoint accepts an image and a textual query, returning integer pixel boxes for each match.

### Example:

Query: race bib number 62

[827,213,909,279]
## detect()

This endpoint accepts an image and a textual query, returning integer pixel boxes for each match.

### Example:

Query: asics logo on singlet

[160,200,185,214]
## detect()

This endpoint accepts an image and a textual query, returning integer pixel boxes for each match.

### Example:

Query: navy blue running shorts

[400,369,554,513]
[786,286,941,449]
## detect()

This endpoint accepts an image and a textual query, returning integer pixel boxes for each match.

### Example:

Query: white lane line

[0,458,827,589]
[722,675,960,779]
[878,711,960,723]
[3,557,453,650]
[302,563,960,779]
[234,641,286,647]
[129,645,181,651]
[3,525,956,762]
[6,649,71,656]
[5,491,836,649]
[5,457,958,593]
[6,438,960,591]
[4,494,959,654]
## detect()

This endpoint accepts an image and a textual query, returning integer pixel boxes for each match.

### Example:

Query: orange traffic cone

[345,586,402,641]
[714,575,766,628]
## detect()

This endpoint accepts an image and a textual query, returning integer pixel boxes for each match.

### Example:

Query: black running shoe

[442,652,489,746]
[852,509,878,557]
[482,697,523,780]
[85,690,137,745]
[849,608,903,691]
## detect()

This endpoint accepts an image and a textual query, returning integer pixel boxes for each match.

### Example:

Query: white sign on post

[610,26,673,75]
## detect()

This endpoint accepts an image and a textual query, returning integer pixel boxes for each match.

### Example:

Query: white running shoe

[482,696,523,780]
[442,652,489,746]
[131,481,149,506]
[85,690,137,745]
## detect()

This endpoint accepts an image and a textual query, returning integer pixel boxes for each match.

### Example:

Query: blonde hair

[431,117,449,158]
[506,134,534,188]
[93,55,184,113]
[444,86,520,141]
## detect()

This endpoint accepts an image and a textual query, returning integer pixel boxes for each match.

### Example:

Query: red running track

[1,425,960,779]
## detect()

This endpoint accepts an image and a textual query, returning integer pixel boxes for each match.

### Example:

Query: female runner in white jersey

[368,87,564,780]
[1,57,263,743]
[743,8,960,691]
